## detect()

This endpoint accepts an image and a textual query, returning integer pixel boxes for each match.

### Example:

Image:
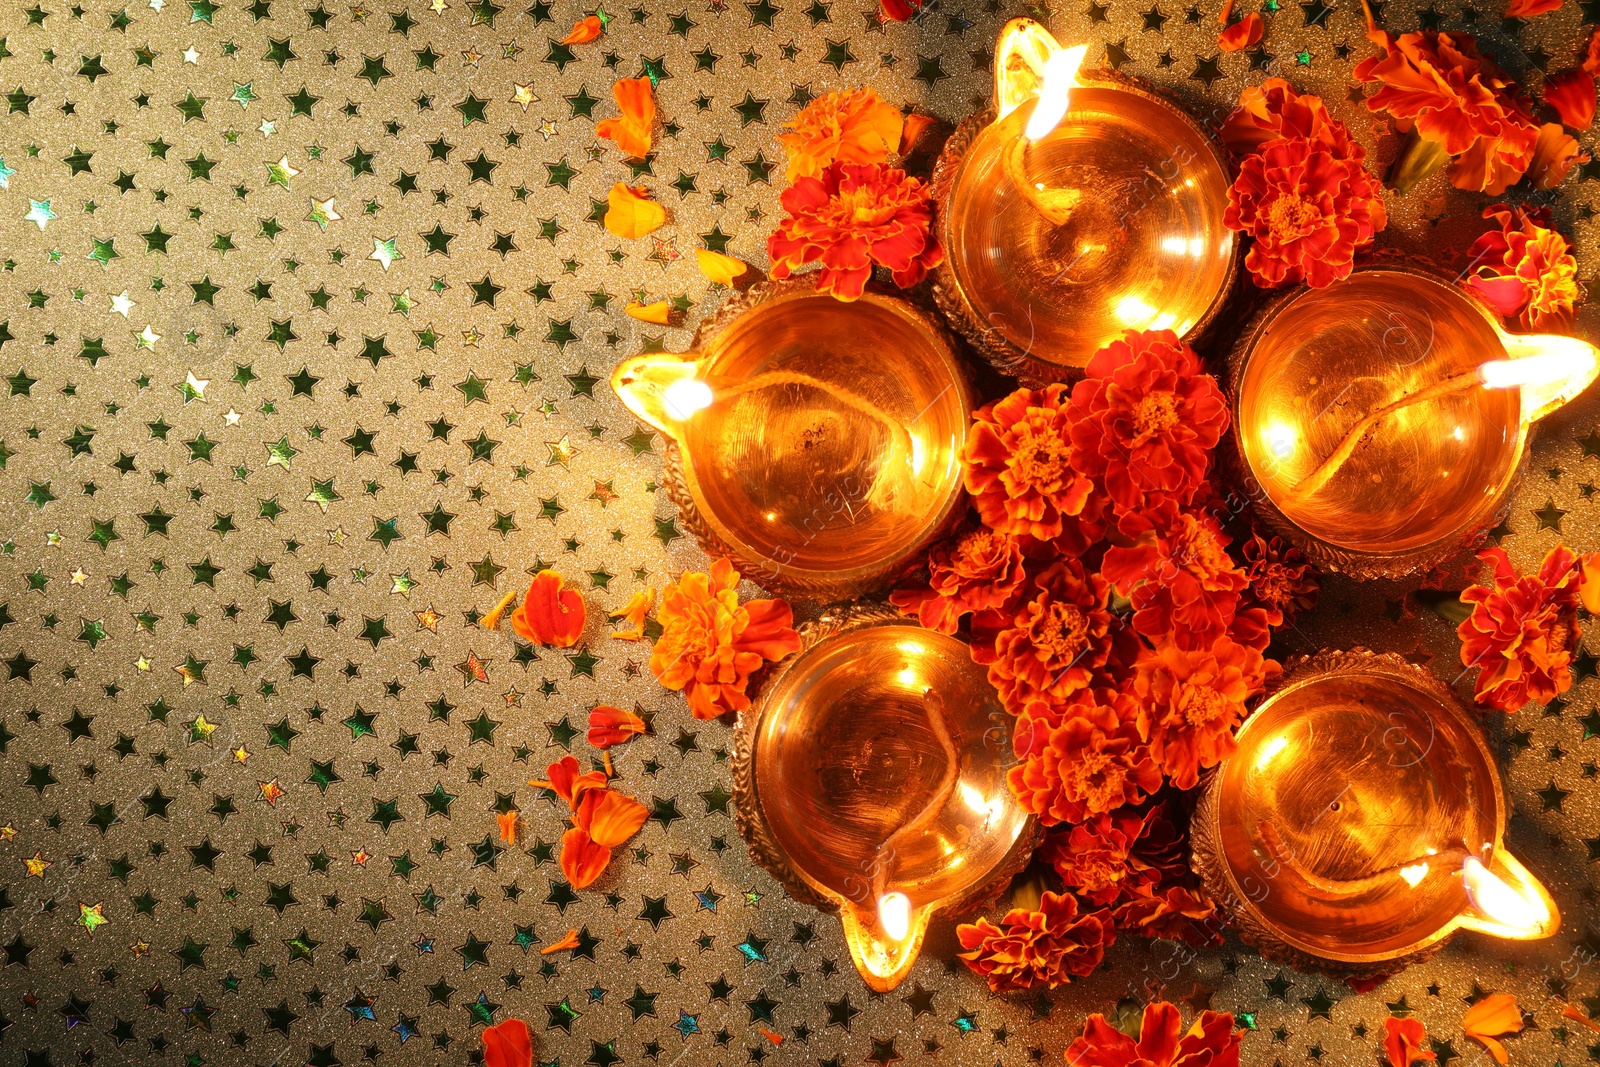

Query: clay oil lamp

[1230,265,1599,578]
[931,17,1236,382]
[1191,649,1560,980]
[610,281,971,598]
[733,605,1036,991]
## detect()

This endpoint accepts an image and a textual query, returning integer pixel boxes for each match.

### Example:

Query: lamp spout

[609,353,712,443]
[1456,851,1560,941]
[1486,330,1600,424]
[838,895,932,993]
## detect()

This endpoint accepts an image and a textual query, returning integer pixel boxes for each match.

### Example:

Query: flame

[1024,43,1088,142]
[661,377,713,420]
[877,892,912,942]
[1461,855,1552,935]
[1483,332,1600,424]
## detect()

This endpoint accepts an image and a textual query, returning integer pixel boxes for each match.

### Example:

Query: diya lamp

[1191,649,1559,980]
[732,605,1036,991]
[1230,265,1600,578]
[931,18,1237,382]
[610,280,971,597]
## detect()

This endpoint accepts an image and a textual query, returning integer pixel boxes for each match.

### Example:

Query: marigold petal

[1545,68,1596,130]
[587,704,647,749]
[496,809,518,845]
[482,1019,534,1067]
[696,248,749,285]
[576,788,649,848]
[605,183,667,239]
[1219,12,1264,51]
[595,77,655,158]
[609,589,654,639]
[559,827,611,889]
[559,13,602,43]
[1384,1017,1436,1067]
[511,570,587,647]
[624,298,672,323]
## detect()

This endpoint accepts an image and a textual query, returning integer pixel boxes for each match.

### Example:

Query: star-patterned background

[0,0,1598,1061]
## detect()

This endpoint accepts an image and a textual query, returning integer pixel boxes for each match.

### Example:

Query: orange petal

[510,570,586,647]
[609,589,654,640]
[595,76,655,159]
[605,183,667,239]
[540,928,581,954]
[1545,67,1596,131]
[696,248,748,286]
[1580,552,1600,614]
[901,112,936,150]
[1464,994,1523,1066]
[1507,0,1561,15]
[1562,1005,1600,1033]
[1219,11,1264,51]
[625,299,672,323]
[1529,121,1588,190]
[482,1019,534,1067]
[496,809,518,845]
[1383,1017,1436,1067]
[481,588,518,631]
[559,827,611,888]
[576,788,649,848]
[560,14,602,43]
[545,755,608,809]
[587,704,647,749]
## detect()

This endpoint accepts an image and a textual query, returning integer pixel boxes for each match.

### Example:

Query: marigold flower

[777,87,904,183]
[559,14,602,43]
[1067,330,1230,516]
[1225,137,1387,289]
[1101,509,1250,651]
[609,589,653,640]
[1066,1002,1241,1067]
[1458,545,1584,711]
[1528,121,1589,190]
[1132,637,1277,790]
[1355,29,1539,195]
[1007,691,1164,825]
[955,891,1112,992]
[766,162,942,301]
[1040,800,1186,905]
[1384,1017,1436,1067]
[973,560,1116,712]
[559,826,612,888]
[511,570,586,648]
[1221,78,1365,159]
[605,183,667,239]
[1241,532,1320,625]
[587,704,647,749]
[963,383,1095,541]
[1110,884,1224,945]
[595,76,655,159]
[1219,11,1264,51]
[1461,203,1581,332]
[1463,994,1522,1065]
[889,526,1027,634]
[1545,68,1596,130]
[482,1019,534,1067]
[650,557,800,720]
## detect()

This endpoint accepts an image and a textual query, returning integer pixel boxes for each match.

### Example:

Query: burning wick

[1000,44,1089,227]
[869,689,963,913]
[877,891,912,942]
[1279,340,1600,507]
[1462,855,1552,933]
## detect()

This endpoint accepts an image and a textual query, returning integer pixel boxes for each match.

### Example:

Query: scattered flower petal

[1463,994,1523,1065]
[695,248,748,286]
[1544,67,1596,130]
[511,570,587,648]
[482,1019,534,1067]
[560,13,602,43]
[605,183,667,239]
[624,298,672,323]
[1384,1017,1436,1067]
[587,704,647,749]
[595,76,655,159]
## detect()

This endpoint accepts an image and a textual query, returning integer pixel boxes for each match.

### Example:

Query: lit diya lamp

[732,605,1035,991]
[1191,649,1559,980]
[610,280,970,597]
[1230,265,1600,578]
[931,17,1237,382]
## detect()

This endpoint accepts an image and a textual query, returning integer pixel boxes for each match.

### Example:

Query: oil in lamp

[610,280,971,597]
[931,18,1237,382]
[732,605,1036,991]
[1191,649,1560,980]
[1230,265,1600,578]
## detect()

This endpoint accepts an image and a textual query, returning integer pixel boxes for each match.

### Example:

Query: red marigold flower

[955,890,1113,992]
[1132,638,1277,790]
[1224,137,1387,289]
[1067,330,1229,517]
[1240,532,1320,625]
[1355,29,1539,195]
[766,162,942,301]
[1220,78,1366,160]
[889,525,1028,634]
[1461,203,1582,331]
[962,383,1095,540]
[1545,67,1596,130]
[1101,509,1250,651]
[1458,545,1585,711]
[972,560,1116,712]
[1039,799,1187,905]
[1067,1002,1242,1067]
[1007,691,1164,825]
[511,570,587,647]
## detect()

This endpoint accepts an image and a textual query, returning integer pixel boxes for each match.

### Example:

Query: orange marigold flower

[1241,532,1320,625]
[482,1019,534,1067]
[511,570,586,648]
[1224,137,1387,289]
[1101,509,1250,651]
[559,14,603,43]
[972,560,1117,712]
[1545,68,1596,130]
[609,589,654,640]
[1067,330,1230,517]
[1528,121,1590,190]
[1132,637,1277,790]
[766,162,942,301]
[889,525,1027,634]
[1463,994,1522,1065]
[1110,884,1224,946]
[1221,78,1366,159]
[963,383,1095,541]
[1384,1017,1436,1067]
[595,76,655,159]
[1040,799,1186,906]
[1461,203,1581,332]
[1355,29,1539,195]
[777,87,904,183]
[1458,545,1584,711]
[955,890,1112,992]
[1007,691,1164,825]
[650,557,801,720]
[559,826,612,889]
[1219,11,1264,52]
[1067,1002,1241,1067]
[587,704,647,749]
